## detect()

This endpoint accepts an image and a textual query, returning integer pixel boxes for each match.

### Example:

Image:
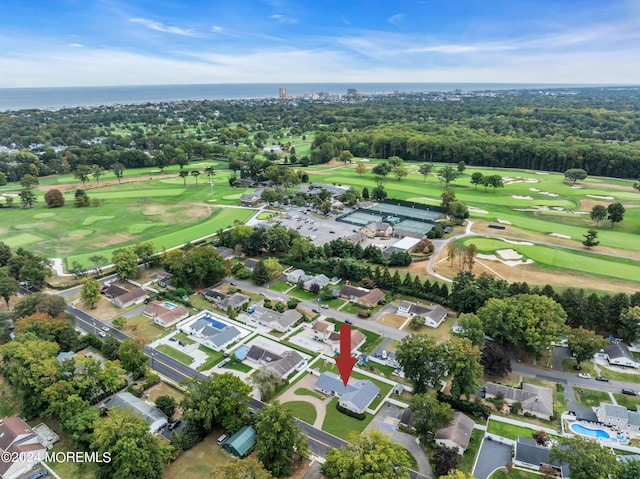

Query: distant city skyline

[1,1,639,88]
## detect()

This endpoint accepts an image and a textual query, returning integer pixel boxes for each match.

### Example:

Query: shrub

[336,401,365,420]
[437,392,491,419]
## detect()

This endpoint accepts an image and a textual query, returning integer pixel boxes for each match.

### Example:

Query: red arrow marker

[335,324,357,387]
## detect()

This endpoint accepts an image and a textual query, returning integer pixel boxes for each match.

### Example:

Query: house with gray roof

[181,313,242,351]
[103,392,167,433]
[605,340,640,369]
[103,284,129,299]
[361,221,393,238]
[218,292,250,312]
[314,372,380,414]
[595,403,640,432]
[201,288,227,302]
[112,287,147,309]
[484,382,554,420]
[303,273,330,291]
[514,437,570,478]
[253,306,301,332]
[397,301,448,328]
[286,268,312,284]
[435,412,475,454]
[245,345,304,378]
[0,417,47,479]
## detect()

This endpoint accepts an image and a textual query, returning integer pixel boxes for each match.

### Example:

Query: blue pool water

[570,424,610,439]
[162,301,177,309]
[235,346,250,361]
[203,314,226,330]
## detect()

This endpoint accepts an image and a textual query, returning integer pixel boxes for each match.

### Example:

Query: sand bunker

[538,191,559,197]
[477,252,534,267]
[468,206,489,214]
[529,188,540,192]
[496,219,512,225]
[512,195,533,200]
[549,233,571,239]
[587,195,615,200]
[503,177,539,185]
[501,238,534,246]
[571,185,583,189]
[497,249,522,260]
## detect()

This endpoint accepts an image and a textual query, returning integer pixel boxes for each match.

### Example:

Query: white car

[98,331,107,338]
[577,373,591,379]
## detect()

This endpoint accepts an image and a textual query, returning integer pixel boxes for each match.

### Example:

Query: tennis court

[394,219,435,237]
[339,210,384,226]
[367,203,441,222]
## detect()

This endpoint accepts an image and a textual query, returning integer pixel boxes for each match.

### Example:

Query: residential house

[144,301,190,328]
[595,403,640,432]
[514,437,570,478]
[245,345,304,378]
[244,258,259,271]
[215,246,235,260]
[312,320,366,354]
[484,383,554,420]
[396,301,448,328]
[112,287,147,309]
[181,313,242,351]
[286,269,311,284]
[103,392,167,433]
[222,425,256,458]
[339,285,385,307]
[253,306,301,333]
[303,274,330,291]
[102,284,129,299]
[201,288,227,303]
[314,372,380,414]
[240,192,262,207]
[155,272,174,290]
[434,412,475,454]
[312,319,334,341]
[361,221,393,238]
[400,408,415,429]
[0,417,47,479]
[604,340,640,369]
[218,292,250,312]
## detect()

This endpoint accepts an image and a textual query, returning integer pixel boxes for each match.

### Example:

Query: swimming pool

[203,314,227,330]
[162,301,177,309]
[570,423,628,443]
[234,345,250,361]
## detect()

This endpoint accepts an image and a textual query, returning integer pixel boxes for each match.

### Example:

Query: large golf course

[1,158,638,293]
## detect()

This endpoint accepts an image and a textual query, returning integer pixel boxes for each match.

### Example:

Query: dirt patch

[376,313,407,329]
[73,295,123,322]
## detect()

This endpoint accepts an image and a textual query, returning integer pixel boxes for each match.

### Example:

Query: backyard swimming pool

[203,314,227,330]
[570,423,628,443]
[162,301,177,309]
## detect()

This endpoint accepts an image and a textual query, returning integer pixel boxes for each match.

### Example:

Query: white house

[595,403,640,432]
[253,306,301,333]
[314,372,380,414]
[245,345,305,379]
[112,287,147,309]
[303,274,331,291]
[143,301,190,328]
[604,340,640,369]
[103,392,167,433]
[484,383,554,420]
[180,312,243,351]
[0,418,47,479]
[396,301,448,328]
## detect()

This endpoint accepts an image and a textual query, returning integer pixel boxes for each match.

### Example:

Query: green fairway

[1,232,43,248]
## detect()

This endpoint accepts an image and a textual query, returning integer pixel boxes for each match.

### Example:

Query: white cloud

[387,14,405,27]
[68,43,84,48]
[129,17,198,37]
[408,44,517,54]
[270,14,298,24]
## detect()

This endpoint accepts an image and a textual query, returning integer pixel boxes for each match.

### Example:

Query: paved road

[472,438,512,479]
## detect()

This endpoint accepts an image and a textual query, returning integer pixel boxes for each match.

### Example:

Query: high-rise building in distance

[279,87,287,99]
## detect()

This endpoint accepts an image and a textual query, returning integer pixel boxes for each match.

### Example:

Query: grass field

[283,400,317,425]
[157,344,194,365]
[322,397,373,438]
[573,387,611,408]
[489,468,541,479]
[487,419,558,441]
[196,346,225,371]
[294,387,325,400]
[459,429,484,475]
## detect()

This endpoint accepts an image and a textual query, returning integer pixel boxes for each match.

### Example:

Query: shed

[222,425,256,458]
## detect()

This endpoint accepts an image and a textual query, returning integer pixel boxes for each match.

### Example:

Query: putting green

[222,193,243,200]
[34,212,56,218]
[82,216,116,225]
[68,230,93,237]
[13,223,45,230]
[128,222,169,234]
[2,232,42,248]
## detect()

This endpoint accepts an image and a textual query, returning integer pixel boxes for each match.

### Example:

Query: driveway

[472,437,512,479]
[366,404,433,478]
[278,374,330,428]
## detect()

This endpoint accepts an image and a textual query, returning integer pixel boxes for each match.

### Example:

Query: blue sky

[0,0,639,87]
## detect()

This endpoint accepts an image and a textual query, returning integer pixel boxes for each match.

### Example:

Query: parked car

[381,350,388,360]
[101,326,110,331]
[217,433,229,445]
[321,304,329,309]
[577,373,591,379]
[169,337,177,342]
[98,331,107,338]
[595,376,609,382]
[622,388,637,395]
[168,419,181,430]
[345,319,353,324]
[312,308,320,313]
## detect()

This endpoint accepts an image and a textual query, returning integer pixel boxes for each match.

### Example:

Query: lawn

[288,286,318,301]
[164,430,232,479]
[489,468,541,479]
[322,397,373,438]
[283,401,317,425]
[196,346,225,371]
[222,361,252,373]
[157,344,194,365]
[174,331,196,344]
[322,297,347,309]
[122,314,167,344]
[294,387,325,400]
[270,281,292,293]
[613,393,640,410]
[486,419,557,441]
[459,429,484,475]
[573,387,611,408]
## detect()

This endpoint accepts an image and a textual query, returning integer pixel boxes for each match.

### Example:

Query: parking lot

[277,207,357,246]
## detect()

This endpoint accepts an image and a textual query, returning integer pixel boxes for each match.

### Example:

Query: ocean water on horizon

[0,82,591,112]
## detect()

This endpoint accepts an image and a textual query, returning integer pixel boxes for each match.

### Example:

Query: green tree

[355,162,367,176]
[410,392,454,445]
[619,306,640,343]
[0,242,11,267]
[477,294,567,358]
[90,164,105,184]
[134,241,155,268]
[439,471,475,479]
[44,188,65,207]
[80,278,102,309]
[118,339,148,378]
[470,171,483,189]
[607,201,625,227]
[178,169,189,185]
[409,315,425,329]
[210,457,274,479]
[0,172,6,186]
[392,166,408,180]
[112,316,126,330]
[566,327,606,367]
[255,402,309,477]
[249,366,282,401]
[447,336,484,399]
[12,292,67,318]
[322,431,411,479]
[550,436,619,479]
[190,169,201,185]
[168,245,230,289]
[73,164,92,185]
[111,162,125,182]
[0,275,19,309]
[155,395,177,420]
[92,406,174,479]
[437,165,459,188]
[453,312,485,347]
[19,189,37,208]
[396,335,448,393]
[590,204,607,226]
[432,446,461,477]
[418,163,433,181]
[112,247,139,280]
[564,168,587,184]
[457,161,466,173]
[339,150,354,164]
[582,229,599,249]
[252,260,270,285]
[181,374,251,433]
[371,162,391,177]
[620,458,640,479]
[372,185,387,201]
[20,174,39,188]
